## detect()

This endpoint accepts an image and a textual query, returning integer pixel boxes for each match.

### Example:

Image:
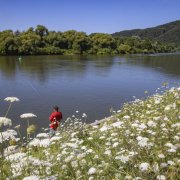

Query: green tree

[117,44,131,54]
[35,25,48,39]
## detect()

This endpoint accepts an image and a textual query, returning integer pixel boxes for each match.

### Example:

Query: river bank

[0,86,179,179]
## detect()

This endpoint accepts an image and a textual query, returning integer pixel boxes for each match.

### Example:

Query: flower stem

[5,103,12,117]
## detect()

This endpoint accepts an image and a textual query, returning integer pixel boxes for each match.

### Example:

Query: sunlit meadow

[0,86,179,180]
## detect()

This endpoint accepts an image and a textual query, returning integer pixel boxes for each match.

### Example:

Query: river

[0,54,180,131]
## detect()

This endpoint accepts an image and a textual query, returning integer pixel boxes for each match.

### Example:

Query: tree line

[0,25,176,55]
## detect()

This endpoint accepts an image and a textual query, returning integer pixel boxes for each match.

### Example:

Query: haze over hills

[112,20,180,46]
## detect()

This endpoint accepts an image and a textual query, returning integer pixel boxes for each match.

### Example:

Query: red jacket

[49,111,62,130]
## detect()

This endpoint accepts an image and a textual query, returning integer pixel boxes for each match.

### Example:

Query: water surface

[0,54,179,131]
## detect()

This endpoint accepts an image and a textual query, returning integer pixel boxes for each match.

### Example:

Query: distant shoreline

[0,52,179,57]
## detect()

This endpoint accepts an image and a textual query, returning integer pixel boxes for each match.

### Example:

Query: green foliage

[0,25,176,55]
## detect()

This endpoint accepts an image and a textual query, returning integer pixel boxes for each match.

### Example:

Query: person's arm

[49,113,54,122]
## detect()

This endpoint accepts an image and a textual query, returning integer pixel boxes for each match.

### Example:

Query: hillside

[112,20,180,46]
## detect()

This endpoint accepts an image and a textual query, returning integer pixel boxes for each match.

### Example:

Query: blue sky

[0,0,180,34]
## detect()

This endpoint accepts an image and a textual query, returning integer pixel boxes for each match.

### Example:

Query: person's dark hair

[53,105,59,111]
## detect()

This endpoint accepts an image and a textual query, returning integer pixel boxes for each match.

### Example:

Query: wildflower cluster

[0,87,180,179]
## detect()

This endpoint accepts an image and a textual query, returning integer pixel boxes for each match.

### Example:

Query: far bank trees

[0,25,176,55]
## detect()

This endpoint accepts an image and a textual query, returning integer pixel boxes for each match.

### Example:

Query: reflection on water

[126,54,180,76]
[0,54,180,81]
[0,54,180,132]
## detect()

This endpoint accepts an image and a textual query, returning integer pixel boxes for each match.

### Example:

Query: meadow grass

[0,86,179,180]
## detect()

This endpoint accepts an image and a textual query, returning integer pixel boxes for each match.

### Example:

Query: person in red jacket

[49,106,62,136]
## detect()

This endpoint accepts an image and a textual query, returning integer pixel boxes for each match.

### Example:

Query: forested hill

[112,20,180,46]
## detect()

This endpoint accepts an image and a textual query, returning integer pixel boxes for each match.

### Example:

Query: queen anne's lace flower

[36,133,49,139]
[139,162,149,171]
[115,155,129,163]
[20,113,37,118]
[88,167,96,175]
[157,175,166,180]
[0,117,12,127]
[4,97,20,102]
[0,129,17,143]
[22,176,39,180]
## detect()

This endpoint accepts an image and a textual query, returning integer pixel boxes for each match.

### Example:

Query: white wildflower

[167,160,175,166]
[160,163,167,168]
[88,137,93,140]
[171,123,180,128]
[40,139,50,147]
[71,160,78,168]
[113,142,119,147]
[129,151,137,156]
[165,143,176,149]
[23,176,39,180]
[80,159,87,166]
[0,117,12,127]
[139,162,149,171]
[105,142,111,146]
[66,143,78,148]
[132,123,138,127]
[164,106,171,111]
[86,149,93,153]
[50,136,61,142]
[137,136,149,147]
[0,130,17,143]
[81,146,87,150]
[6,152,26,162]
[20,113,37,118]
[111,133,118,136]
[89,177,94,180]
[125,175,132,179]
[158,154,165,159]
[167,148,176,153]
[174,136,179,141]
[4,145,17,156]
[115,155,129,163]
[14,124,20,129]
[100,125,108,132]
[88,167,96,175]
[134,177,142,180]
[65,155,74,163]
[104,150,111,156]
[157,175,166,180]
[62,164,67,169]
[155,98,161,104]
[4,97,20,102]
[82,113,87,118]
[29,138,40,147]
[153,116,161,121]
[112,121,123,128]
[77,153,86,159]
[123,115,130,119]
[99,136,105,139]
[138,123,147,129]
[147,120,156,127]
[36,133,49,139]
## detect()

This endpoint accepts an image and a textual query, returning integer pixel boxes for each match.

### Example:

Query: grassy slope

[2,86,180,179]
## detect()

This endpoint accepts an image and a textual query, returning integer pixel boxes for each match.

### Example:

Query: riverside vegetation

[0,86,179,179]
[0,25,176,56]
